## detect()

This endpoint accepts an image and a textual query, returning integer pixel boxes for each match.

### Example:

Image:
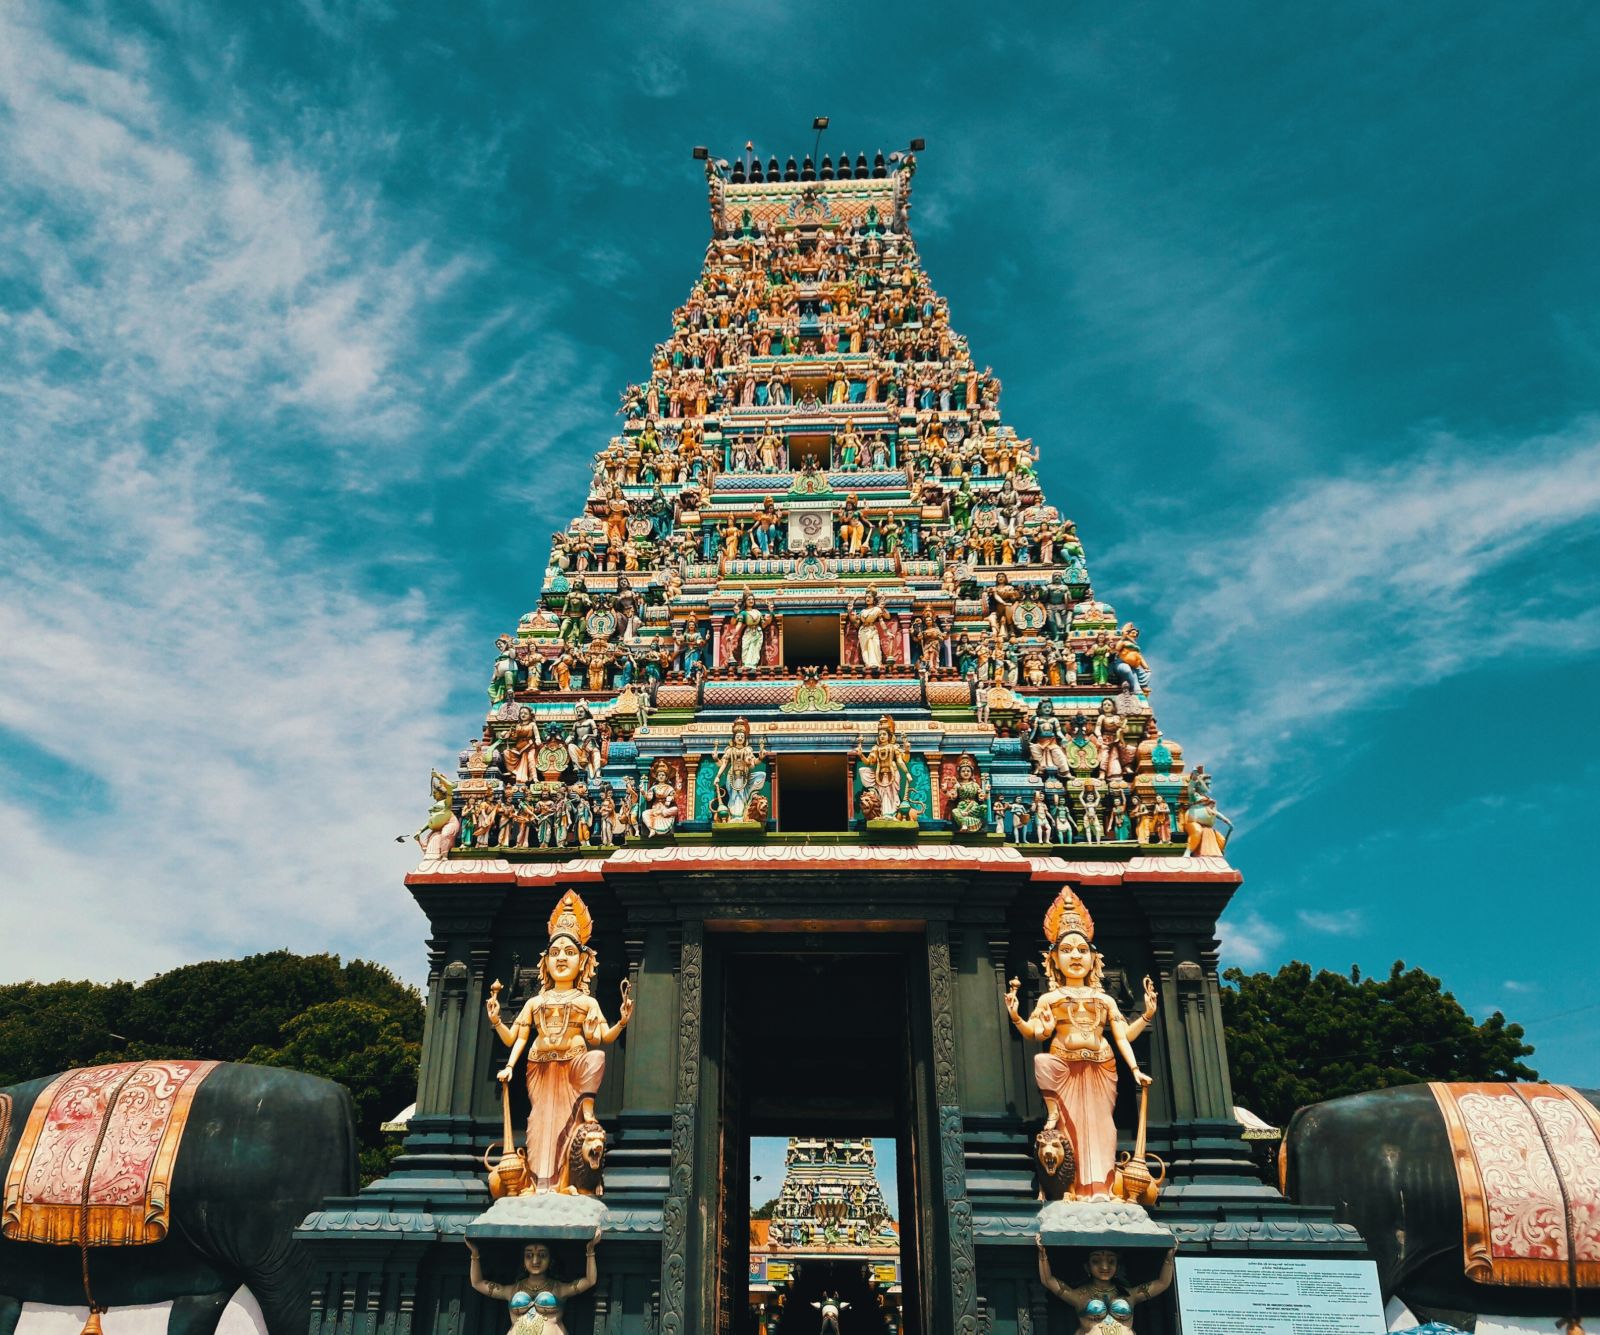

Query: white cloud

[1296,908,1364,937]
[1102,425,1600,823]
[0,441,457,982]
[0,4,507,984]
[1216,911,1284,969]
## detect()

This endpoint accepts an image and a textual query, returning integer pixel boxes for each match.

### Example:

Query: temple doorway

[782,615,842,668]
[775,753,849,831]
[789,433,832,470]
[701,939,927,1335]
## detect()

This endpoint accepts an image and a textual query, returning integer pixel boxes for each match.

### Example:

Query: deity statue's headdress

[876,714,896,739]
[548,890,594,949]
[1043,888,1095,946]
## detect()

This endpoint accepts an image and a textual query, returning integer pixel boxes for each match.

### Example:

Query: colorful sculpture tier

[412,145,1232,858]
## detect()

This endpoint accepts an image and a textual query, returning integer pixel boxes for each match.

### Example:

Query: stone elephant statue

[0,1062,357,1335]
[1283,1081,1600,1328]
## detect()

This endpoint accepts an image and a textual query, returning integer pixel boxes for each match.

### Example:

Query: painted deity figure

[640,759,680,836]
[489,634,520,707]
[465,1233,600,1330]
[1036,1240,1175,1333]
[846,587,898,669]
[487,891,633,1191]
[412,769,460,859]
[1181,766,1233,858]
[500,706,542,785]
[987,571,1023,642]
[712,717,769,822]
[1111,623,1152,699]
[854,715,913,821]
[1028,699,1071,779]
[719,588,777,668]
[944,752,990,833]
[1004,889,1158,1199]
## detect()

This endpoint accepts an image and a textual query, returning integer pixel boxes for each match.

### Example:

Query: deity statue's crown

[549,889,594,948]
[1043,887,1095,946]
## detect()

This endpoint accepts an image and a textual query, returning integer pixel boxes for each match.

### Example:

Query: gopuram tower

[298,145,1362,1335]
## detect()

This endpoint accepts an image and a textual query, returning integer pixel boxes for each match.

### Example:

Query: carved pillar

[926,753,944,821]
[659,921,704,1335]
[1140,887,1270,1198]
[927,921,979,1333]
[984,929,1018,1112]
[685,757,702,822]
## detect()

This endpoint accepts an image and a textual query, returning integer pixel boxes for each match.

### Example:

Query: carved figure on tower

[719,587,779,668]
[845,586,898,668]
[712,717,770,823]
[854,715,913,822]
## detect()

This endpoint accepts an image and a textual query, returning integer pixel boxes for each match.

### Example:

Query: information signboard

[1175,1256,1386,1334]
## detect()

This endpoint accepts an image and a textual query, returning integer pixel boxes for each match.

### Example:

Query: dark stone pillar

[658,920,704,1335]
[1137,884,1284,1203]
[926,920,980,1333]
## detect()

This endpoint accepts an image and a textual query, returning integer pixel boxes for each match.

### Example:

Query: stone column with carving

[659,920,704,1335]
[1138,884,1275,1201]
[927,921,980,1334]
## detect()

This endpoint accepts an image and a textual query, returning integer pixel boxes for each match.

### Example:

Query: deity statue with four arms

[1004,888,1158,1199]
[712,716,770,822]
[487,891,634,1191]
[853,715,912,821]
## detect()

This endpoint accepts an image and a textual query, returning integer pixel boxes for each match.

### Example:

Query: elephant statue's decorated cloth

[2,1060,219,1246]
[1431,1082,1600,1288]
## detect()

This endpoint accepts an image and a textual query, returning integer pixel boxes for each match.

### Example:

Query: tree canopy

[0,951,423,1182]
[1221,959,1538,1128]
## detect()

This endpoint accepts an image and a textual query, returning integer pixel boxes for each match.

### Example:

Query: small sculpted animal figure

[1035,1126,1076,1202]
[557,1120,609,1196]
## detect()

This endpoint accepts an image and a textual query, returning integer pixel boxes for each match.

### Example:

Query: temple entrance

[789,433,832,470]
[775,753,849,831]
[699,938,928,1335]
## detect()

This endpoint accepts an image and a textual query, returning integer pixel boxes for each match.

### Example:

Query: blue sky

[2,2,1598,1085]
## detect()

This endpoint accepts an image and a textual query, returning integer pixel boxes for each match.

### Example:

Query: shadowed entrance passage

[700,941,926,1335]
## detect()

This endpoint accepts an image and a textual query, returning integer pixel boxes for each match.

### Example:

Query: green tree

[0,952,424,1182]
[0,980,138,1086]
[1222,959,1538,1127]
[750,1197,780,1220]
[247,998,421,1183]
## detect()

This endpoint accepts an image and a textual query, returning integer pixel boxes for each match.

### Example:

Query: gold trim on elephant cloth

[2,1060,219,1246]
[1430,1081,1600,1288]
[0,1093,12,1151]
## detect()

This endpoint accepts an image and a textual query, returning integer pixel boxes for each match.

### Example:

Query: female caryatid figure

[488,891,633,1191]
[846,587,898,669]
[719,588,778,668]
[1004,889,1158,1199]
[854,716,912,821]
[712,717,769,822]
[1036,1239,1175,1333]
